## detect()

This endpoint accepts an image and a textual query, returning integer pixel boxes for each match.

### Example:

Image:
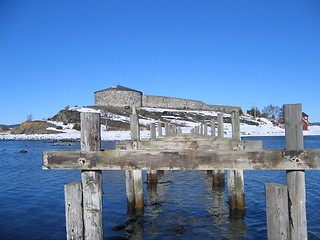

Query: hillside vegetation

[9,105,270,135]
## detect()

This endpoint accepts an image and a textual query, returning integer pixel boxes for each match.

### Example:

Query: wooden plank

[80,112,103,240]
[265,183,289,240]
[117,138,263,151]
[64,182,84,240]
[43,149,320,170]
[285,104,307,240]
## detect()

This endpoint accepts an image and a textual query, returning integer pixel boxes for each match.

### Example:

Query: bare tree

[26,113,33,121]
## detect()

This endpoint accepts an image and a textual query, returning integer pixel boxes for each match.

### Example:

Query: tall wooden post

[129,108,144,215]
[211,118,216,138]
[147,122,158,191]
[80,112,103,240]
[64,182,83,240]
[150,122,156,140]
[212,113,225,188]
[285,104,307,239]
[165,123,169,136]
[217,113,224,139]
[265,183,290,239]
[228,111,245,211]
[203,122,208,136]
[157,120,162,137]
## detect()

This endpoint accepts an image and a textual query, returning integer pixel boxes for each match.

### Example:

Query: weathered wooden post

[212,113,225,188]
[129,108,144,215]
[147,122,158,190]
[195,126,200,135]
[203,122,208,136]
[165,123,169,136]
[80,112,103,240]
[211,118,216,138]
[64,182,83,240]
[265,183,290,240]
[217,113,224,139]
[228,110,245,211]
[285,103,307,239]
[157,120,162,137]
[150,122,156,140]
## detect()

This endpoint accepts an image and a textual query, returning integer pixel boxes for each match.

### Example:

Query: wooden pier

[43,104,320,239]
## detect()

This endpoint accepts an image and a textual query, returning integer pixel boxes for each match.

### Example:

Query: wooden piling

[80,112,103,240]
[217,113,224,139]
[228,110,245,211]
[211,118,216,138]
[165,123,169,136]
[147,170,158,190]
[212,170,225,187]
[64,182,84,240]
[212,114,225,188]
[200,123,204,135]
[157,120,162,137]
[150,122,156,140]
[266,183,290,240]
[284,104,307,240]
[133,169,144,215]
[148,122,158,190]
[129,109,144,215]
[203,122,208,136]
[195,126,200,135]
[125,170,135,215]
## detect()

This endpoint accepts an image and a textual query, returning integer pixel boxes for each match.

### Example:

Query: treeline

[245,104,284,123]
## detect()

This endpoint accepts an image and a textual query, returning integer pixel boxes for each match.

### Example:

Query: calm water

[0,136,319,239]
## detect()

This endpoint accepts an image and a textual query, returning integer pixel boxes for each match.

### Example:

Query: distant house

[302,112,309,131]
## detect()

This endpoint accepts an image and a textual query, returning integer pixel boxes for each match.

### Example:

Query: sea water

[0,136,319,239]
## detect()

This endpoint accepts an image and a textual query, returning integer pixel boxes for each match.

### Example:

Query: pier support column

[285,104,307,239]
[157,120,162,137]
[150,122,156,140]
[127,108,144,215]
[217,113,224,139]
[80,112,103,240]
[147,122,158,191]
[211,113,225,188]
[228,110,245,211]
[211,118,216,138]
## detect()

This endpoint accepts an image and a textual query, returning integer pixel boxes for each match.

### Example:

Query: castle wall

[142,94,240,113]
[95,90,142,108]
[142,94,207,109]
[94,89,240,113]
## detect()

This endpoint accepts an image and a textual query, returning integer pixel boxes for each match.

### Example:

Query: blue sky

[1,0,320,124]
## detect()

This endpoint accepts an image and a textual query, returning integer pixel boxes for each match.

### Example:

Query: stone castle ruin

[94,85,240,113]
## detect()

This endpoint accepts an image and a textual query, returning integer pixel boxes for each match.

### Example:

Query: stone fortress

[94,85,240,113]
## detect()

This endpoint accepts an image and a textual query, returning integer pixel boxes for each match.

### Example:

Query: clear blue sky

[1,0,320,124]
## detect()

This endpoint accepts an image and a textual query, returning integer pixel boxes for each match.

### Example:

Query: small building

[302,112,309,131]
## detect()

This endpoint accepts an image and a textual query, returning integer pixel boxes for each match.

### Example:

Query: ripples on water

[0,136,319,239]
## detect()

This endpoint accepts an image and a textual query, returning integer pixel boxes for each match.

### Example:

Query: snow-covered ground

[1,107,320,141]
[1,121,319,141]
